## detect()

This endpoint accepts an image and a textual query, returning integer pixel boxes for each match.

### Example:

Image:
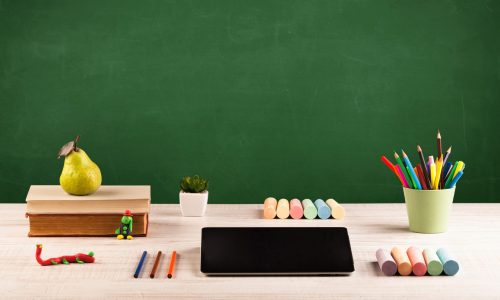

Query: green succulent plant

[180,175,209,193]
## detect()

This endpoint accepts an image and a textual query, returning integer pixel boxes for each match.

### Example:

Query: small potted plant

[179,175,209,216]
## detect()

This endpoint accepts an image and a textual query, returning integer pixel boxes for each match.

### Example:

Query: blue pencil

[446,170,464,188]
[134,251,148,278]
[401,150,422,190]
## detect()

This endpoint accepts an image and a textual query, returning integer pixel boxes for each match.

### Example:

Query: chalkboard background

[1,0,499,203]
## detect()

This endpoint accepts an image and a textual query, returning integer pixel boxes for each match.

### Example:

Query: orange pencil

[167,251,177,279]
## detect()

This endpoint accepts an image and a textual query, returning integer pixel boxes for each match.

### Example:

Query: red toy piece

[35,244,95,266]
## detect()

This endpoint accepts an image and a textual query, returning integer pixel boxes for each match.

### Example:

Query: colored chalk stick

[437,248,459,276]
[325,198,345,219]
[391,247,412,276]
[276,199,290,219]
[423,248,443,276]
[289,198,303,219]
[376,249,397,276]
[302,199,317,220]
[263,197,277,219]
[407,247,427,276]
[314,199,331,220]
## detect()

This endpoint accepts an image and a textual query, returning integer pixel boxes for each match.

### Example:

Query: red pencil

[416,164,428,190]
[381,156,407,187]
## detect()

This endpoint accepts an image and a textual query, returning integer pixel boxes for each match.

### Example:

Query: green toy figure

[116,209,133,240]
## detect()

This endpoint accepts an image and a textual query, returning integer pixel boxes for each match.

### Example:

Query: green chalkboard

[1,0,499,203]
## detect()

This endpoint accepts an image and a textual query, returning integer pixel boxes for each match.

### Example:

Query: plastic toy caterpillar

[35,244,95,266]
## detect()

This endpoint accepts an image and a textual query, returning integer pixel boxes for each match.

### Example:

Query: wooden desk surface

[1,203,499,299]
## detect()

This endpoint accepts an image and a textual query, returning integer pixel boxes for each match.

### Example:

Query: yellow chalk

[276,199,290,219]
[325,199,345,219]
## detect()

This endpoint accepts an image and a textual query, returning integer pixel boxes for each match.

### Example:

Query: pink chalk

[289,199,303,219]
[407,247,427,276]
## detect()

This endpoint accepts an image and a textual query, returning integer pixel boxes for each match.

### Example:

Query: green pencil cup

[403,187,455,234]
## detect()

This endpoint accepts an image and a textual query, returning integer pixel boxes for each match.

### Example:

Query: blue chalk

[314,199,331,220]
[437,248,459,276]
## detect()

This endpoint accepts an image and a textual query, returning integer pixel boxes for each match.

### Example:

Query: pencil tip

[401,149,407,157]
[417,145,421,151]
[437,130,441,138]
[448,146,452,152]
[393,152,399,158]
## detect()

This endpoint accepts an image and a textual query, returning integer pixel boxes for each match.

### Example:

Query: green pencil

[394,152,414,189]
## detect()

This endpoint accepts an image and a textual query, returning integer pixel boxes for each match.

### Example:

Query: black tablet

[200,227,354,275]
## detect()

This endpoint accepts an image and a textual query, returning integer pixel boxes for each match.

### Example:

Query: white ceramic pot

[179,191,208,216]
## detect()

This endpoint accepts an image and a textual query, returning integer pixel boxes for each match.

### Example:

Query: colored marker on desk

[402,150,422,190]
[134,251,148,278]
[423,248,443,276]
[302,199,317,220]
[150,251,162,278]
[167,251,177,279]
[289,199,303,219]
[314,199,331,219]
[437,248,459,276]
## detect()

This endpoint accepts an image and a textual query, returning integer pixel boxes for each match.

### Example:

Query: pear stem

[74,135,80,152]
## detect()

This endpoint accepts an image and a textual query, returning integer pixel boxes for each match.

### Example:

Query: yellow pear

[58,136,102,195]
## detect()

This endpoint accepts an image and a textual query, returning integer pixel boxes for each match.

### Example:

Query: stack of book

[25,185,150,237]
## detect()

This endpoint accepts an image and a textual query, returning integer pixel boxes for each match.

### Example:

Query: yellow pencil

[430,163,436,190]
[434,155,443,190]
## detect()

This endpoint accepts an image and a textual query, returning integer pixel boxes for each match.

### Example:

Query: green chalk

[302,199,317,220]
[423,248,443,276]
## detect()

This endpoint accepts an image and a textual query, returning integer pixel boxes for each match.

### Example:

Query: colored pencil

[395,165,410,188]
[394,152,414,189]
[167,251,177,279]
[134,251,148,278]
[406,166,416,188]
[417,145,432,188]
[416,164,428,190]
[442,146,452,168]
[440,146,452,188]
[434,155,443,190]
[150,251,162,278]
[437,130,442,159]
[446,170,464,188]
[401,150,422,190]
[381,155,407,187]
[445,161,459,188]
[442,162,453,185]
[430,162,436,189]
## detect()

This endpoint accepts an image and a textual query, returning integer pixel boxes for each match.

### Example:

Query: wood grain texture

[1,203,500,299]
